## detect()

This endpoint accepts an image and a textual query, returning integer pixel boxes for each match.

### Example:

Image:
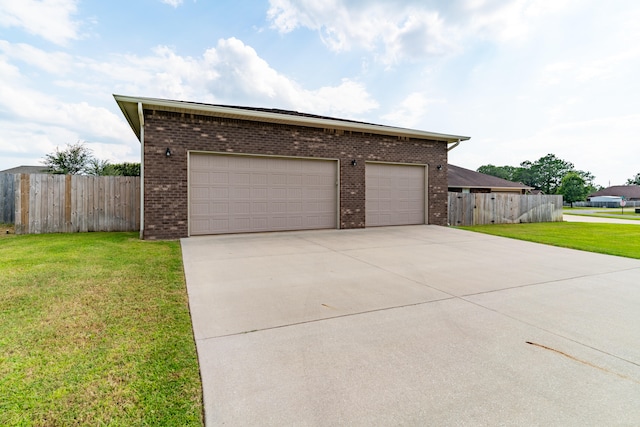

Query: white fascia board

[114,94,471,143]
[452,185,534,191]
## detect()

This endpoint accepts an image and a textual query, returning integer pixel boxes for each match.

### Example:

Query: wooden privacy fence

[448,192,563,226]
[3,174,140,234]
[0,173,16,223]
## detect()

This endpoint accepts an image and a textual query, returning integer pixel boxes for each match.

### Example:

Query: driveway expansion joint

[195,295,457,341]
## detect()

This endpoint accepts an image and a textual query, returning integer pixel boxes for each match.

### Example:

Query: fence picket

[0,174,16,223]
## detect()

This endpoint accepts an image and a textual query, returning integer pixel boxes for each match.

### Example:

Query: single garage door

[366,162,426,227]
[190,153,337,235]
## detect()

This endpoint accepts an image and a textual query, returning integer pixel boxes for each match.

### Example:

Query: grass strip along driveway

[460,222,640,259]
[0,232,203,426]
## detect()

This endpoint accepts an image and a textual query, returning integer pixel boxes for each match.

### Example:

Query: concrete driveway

[181,225,640,426]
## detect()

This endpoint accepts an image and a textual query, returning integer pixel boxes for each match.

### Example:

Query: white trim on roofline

[114,94,471,144]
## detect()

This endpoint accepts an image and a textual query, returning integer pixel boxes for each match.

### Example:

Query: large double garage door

[190,153,338,235]
[189,153,426,235]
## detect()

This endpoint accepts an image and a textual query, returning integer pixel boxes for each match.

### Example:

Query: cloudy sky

[1,0,638,186]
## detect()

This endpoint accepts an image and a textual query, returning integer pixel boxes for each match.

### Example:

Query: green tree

[626,173,640,185]
[574,169,599,195]
[528,154,575,194]
[42,141,94,175]
[42,142,140,176]
[111,162,141,176]
[476,164,519,181]
[86,158,114,176]
[479,154,597,196]
[513,160,536,188]
[558,172,589,207]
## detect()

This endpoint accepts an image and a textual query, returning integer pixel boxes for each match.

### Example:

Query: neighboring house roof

[0,165,50,174]
[114,95,471,145]
[448,164,533,191]
[589,185,640,200]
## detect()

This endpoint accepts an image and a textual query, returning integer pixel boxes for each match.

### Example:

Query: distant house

[448,164,533,194]
[0,165,50,174]
[588,185,640,201]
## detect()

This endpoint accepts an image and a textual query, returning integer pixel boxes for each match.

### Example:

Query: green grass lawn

[459,222,640,259]
[0,232,203,426]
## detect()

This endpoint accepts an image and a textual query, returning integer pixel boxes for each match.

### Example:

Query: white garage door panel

[366,163,425,227]
[190,154,337,235]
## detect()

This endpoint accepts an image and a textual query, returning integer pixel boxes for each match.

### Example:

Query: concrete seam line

[459,265,640,298]
[196,296,457,340]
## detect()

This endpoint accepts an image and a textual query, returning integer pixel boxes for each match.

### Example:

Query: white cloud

[306,79,379,117]
[267,0,580,64]
[538,61,573,86]
[381,92,443,128]
[0,58,138,168]
[268,0,460,64]
[161,0,184,7]
[0,52,132,143]
[450,114,640,187]
[463,0,576,43]
[88,141,140,165]
[539,47,640,87]
[206,38,378,116]
[78,37,378,117]
[0,81,129,141]
[0,36,380,172]
[0,120,139,169]
[0,0,80,46]
[0,40,73,74]
[0,120,80,169]
[576,48,640,83]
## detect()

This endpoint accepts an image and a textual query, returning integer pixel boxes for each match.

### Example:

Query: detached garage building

[114,95,469,240]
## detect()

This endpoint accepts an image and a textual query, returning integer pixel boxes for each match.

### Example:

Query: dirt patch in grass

[0,223,15,236]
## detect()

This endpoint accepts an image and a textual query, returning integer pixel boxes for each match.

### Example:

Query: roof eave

[451,185,534,191]
[114,94,471,143]
[115,95,143,141]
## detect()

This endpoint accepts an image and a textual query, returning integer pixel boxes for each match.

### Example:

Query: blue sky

[1,0,639,186]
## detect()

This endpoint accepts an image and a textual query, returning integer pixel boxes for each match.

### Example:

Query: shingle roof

[0,165,50,174]
[589,185,640,199]
[448,164,532,190]
[114,95,471,144]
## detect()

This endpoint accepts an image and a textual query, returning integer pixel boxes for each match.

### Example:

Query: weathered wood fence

[0,173,16,223]
[0,174,140,234]
[448,192,563,226]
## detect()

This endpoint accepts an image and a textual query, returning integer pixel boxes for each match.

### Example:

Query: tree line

[627,173,640,185]
[42,141,140,176]
[477,154,598,206]
[478,154,640,205]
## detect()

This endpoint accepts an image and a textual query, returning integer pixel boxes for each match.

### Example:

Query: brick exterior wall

[142,109,449,239]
